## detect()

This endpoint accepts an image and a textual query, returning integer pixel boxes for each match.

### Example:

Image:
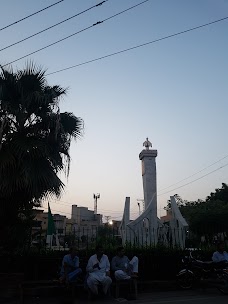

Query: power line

[40,205,138,219]
[49,160,228,213]
[52,199,141,214]
[1,25,96,67]
[52,200,130,214]
[0,0,65,32]
[40,206,94,218]
[101,0,150,23]
[0,1,108,53]
[158,154,228,192]
[158,163,228,196]
[46,15,228,76]
[2,0,151,67]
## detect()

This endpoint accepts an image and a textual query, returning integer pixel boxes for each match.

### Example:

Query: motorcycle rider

[212,242,228,263]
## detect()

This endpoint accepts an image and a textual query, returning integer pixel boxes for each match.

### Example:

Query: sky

[1,0,228,222]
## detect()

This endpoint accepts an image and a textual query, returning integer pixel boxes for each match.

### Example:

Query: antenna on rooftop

[93,193,100,215]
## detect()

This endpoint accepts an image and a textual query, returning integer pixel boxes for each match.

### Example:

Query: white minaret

[139,138,158,213]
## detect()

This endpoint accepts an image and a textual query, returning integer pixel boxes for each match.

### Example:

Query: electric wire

[2,0,151,67]
[0,0,65,32]
[46,15,228,76]
[40,160,228,218]
[158,163,228,196]
[39,205,138,219]
[158,154,228,192]
[0,1,108,53]
[52,200,126,214]
[46,161,228,216]
[42,157,228,215]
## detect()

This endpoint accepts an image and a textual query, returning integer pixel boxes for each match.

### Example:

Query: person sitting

[212,242,228,264]
[111,246,138,280]
[86,245,112,296]
[59,247,82,284]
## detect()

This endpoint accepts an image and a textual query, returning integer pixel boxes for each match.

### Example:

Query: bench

[115,278,138,299]
[0,273,139,302]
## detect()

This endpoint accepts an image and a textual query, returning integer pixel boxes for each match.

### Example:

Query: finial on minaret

[143,137,152,150]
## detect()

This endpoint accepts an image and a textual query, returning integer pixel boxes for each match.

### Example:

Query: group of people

[59,245,138,297]
[59,241,228,297]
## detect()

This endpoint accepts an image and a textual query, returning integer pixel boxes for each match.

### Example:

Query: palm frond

[0,62,84,231]
[60,112,84,138]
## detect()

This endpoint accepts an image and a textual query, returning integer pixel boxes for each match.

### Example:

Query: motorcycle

[176,249,228,294]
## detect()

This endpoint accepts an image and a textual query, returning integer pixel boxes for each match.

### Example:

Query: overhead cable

[0,0,65,32]
[46,15,228,76]
[2,0,151,67]
[0,1,108,52]
[40,205,138,218]
[158,163,228,196]
[158,154,228,192]
[52,200,126,213]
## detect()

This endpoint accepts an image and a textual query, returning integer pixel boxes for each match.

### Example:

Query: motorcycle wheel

[177,272,194,289]
[218,273,228,295]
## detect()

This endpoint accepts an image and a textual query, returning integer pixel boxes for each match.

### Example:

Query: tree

[0,64,83,250]
[164,184,228,244]
[206,183,228,203]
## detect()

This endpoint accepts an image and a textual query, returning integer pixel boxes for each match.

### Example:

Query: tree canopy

[166,183,228,239]
[0,64,83,250]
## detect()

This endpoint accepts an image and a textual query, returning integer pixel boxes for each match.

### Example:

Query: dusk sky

[1,0,228,221]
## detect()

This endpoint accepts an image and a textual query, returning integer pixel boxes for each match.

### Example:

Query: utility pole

[93,193,100,215]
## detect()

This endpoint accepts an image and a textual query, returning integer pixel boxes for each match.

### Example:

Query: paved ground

[133,289,228,304]
[2,288,228,304]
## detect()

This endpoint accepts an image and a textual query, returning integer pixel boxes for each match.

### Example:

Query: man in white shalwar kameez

[86,245,112,295]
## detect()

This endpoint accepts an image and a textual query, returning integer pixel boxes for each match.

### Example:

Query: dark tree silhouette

[0,64,83,250]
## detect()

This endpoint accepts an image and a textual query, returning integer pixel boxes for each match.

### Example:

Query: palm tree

[0,64,83,249]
